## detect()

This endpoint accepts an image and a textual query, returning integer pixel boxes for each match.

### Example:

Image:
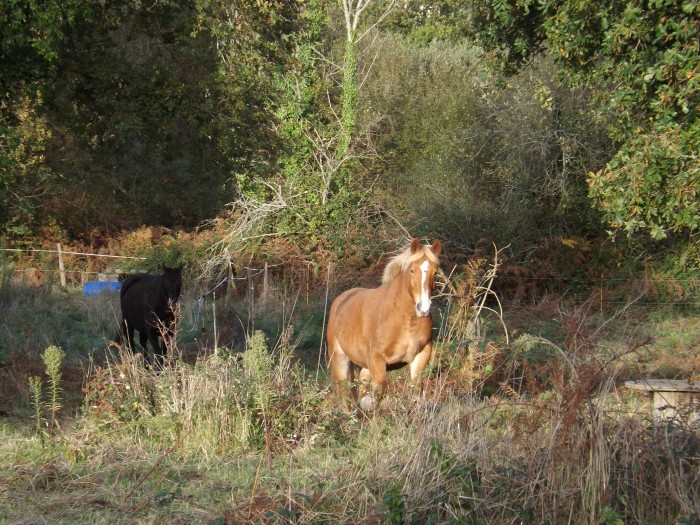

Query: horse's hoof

[359,395,375,412]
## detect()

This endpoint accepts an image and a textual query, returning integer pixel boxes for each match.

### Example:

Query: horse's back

[120,273,155,298]
[328,286,376,328]
[329,287,367,315]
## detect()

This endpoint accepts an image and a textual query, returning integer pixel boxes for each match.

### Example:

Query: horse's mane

[382,241,440,284]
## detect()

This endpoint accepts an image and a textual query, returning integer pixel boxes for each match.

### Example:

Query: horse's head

[162,264,183,302]
[406,238,442,317]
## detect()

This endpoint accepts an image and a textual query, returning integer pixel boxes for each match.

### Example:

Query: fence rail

[1,245,697,308]
[0,245,299,309]
[1,247,146,259]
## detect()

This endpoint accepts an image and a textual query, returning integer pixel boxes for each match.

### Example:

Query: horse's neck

[154,278,172,304]
[381,271,413,305]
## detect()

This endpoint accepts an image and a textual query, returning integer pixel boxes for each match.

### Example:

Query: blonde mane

[382,242,440,284]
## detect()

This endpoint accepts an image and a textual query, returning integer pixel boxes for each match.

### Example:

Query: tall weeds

[84,327,327,456]
[395,262,697,524]
[28,345,65,463]
[3,270,698,523]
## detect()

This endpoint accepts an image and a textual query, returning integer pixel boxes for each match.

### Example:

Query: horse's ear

[410,238,422,253]
[431,239,442,257]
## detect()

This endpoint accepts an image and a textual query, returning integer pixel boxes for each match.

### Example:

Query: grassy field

[1,272,699,524]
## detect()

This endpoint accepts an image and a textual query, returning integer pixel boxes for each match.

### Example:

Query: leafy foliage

[468,0,700,240]
[0,0,93,242]
[589,123,699,239]
[194,0,305,184]
[0,0,84,91]
[0,93,56,242]
[2,0,308,239]
[364,34,608,245]
[43,0,232,233]
[585,1,700,239]
[251,0,356,249]
[379,0,479,46]
[1,0,698,266]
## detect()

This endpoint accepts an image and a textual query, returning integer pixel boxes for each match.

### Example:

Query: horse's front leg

[358,368,371,410]
[145,329,164,369]
[139,331,151,365]
[360,356,387,412]
[408,342,434,400]
[409,342,433,379]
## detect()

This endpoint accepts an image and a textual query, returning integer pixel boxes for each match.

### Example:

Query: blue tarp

[83,281,121,296]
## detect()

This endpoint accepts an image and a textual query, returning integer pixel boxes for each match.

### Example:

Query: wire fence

[0,247,146,259]
[0,245,314,308]
[1,246,698,309]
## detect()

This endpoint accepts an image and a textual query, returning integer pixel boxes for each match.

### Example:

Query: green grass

[1,278,699,524]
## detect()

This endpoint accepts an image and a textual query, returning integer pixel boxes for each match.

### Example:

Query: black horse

[116,265,183,368]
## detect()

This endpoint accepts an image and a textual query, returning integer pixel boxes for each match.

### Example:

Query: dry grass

[2,358,699,524]
[1,263,699,524]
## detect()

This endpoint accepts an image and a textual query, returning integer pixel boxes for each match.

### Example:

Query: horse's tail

[112,319,126,346]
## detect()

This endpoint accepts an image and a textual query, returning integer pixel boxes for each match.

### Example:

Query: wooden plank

[624,379,700,393]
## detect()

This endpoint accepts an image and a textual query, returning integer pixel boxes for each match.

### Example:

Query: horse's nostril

[416,302,431,317]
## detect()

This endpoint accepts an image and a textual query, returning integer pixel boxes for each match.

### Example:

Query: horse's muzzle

[415,301,432,317]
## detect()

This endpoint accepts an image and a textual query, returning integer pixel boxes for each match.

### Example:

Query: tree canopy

[468,0,699,239]
[1,0,697,258]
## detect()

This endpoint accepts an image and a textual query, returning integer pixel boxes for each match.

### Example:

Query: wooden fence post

[262,262,269,303]
[247,267,254,335]
[227,259,234,306]
[1,237,6,282]
[56,243,67,287]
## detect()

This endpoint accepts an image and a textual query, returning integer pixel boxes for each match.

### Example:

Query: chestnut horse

[326,238,442,411]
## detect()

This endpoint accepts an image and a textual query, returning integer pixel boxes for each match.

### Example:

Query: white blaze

[417,260,431,316]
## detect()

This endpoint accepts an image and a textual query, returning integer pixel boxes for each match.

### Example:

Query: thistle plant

[40,345,65,461]
[242,331,275,458]
[28,375,44,447]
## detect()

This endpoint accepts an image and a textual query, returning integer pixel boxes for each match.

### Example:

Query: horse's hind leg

[138,331,152,366]
[123,323,136,353]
